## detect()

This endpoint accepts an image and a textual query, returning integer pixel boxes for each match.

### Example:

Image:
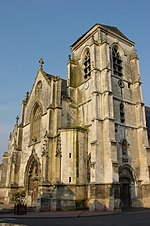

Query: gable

[23,70,53,125]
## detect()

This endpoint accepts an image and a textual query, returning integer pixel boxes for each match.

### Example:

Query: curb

[0,211,119,219]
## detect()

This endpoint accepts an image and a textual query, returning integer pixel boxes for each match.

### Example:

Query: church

[1,23,150,211]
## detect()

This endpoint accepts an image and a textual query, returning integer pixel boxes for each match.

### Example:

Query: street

[1,210,150,226]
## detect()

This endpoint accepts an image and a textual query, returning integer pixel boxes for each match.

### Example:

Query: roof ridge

[71,23,134,48]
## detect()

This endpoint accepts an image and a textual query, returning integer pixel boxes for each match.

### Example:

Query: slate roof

[145,106,150,136]
[71,23,134,47]
[61,79,68,97]
[100,24,130,41]
[44,71,68,97]
[44,72,53,80]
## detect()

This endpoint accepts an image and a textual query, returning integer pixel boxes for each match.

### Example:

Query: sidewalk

[0,209,119,219]
[1,208,150,219]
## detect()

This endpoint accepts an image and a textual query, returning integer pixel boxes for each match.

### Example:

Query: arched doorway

[120,177,131,208]
[25,153,41,205]
[119,165,135,209]
[28,159,39,204]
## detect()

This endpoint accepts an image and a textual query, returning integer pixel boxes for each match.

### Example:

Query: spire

[39,57,44,70]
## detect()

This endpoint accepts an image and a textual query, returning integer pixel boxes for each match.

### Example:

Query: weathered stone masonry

[1,24,150,211]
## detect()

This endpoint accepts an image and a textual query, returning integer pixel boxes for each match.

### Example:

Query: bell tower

[67,24,149,210]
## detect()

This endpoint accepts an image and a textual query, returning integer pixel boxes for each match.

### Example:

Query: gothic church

[1,24,150,211]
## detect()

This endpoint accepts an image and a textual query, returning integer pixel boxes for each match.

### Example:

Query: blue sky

[0,0,150,161]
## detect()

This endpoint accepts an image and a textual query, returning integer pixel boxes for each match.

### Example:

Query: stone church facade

[1,23,150,211]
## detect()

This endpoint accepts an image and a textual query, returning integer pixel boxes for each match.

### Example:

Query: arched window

[120,102,125,123]
[30,103,42,142]
[84,50,91,79]
[122,139,128,155]
[87,153,91,183]
[112,46,122,76]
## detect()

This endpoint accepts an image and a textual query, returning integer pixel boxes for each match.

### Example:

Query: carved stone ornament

[122,155,129,163]
[11,152,17,164]
[56,135,62,157]
[39,57,44,70]
[84,82,89,90]
[90,161,96,169]
[118,79,124,88]
[25,91,29,101]
[42,132,48,157]
[55,149,62,157]
[35,81,42,96]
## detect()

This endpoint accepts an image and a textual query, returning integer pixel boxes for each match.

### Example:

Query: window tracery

[122,139,128,155]
[120,102,125,123]
[30,103,42,142]
[112,46,122,76]
[121,139,129,163]
[84,50,91,79]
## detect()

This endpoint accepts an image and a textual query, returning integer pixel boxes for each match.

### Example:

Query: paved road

[1,210,150,226]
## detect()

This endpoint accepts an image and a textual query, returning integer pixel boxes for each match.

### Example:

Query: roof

[61,79,68,96]
[145,106,150,136]
[71,23,134,48]
[100,24,130,40]
[42,71,68,97]
[44,72,53,80]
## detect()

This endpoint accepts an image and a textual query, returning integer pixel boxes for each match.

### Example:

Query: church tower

[0,24,150,211]
[67,24,149,210]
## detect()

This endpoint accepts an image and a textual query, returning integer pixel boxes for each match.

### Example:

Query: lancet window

[84,50,91,79]
[112,46,122,76]
[30,103,42,142]
[120,102,125,123]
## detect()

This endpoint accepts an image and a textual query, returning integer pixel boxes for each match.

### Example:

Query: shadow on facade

[36,183,87,211]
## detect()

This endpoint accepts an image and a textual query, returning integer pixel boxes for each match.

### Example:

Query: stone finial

[39,57,44,70]
[16,115,19,125]
[9,132,12,140]
[103,33,108,43]
[130,48,139,60]
[25,91,29,101]
[68,55,71,62]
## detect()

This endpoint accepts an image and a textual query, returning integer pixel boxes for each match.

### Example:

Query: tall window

[112,46,122,76]
[122,139,128,155]
[148,166,150,181]
[120,102,125,123]
[84,50,91,79]
[121,139,128,163]
[31,103,42,142]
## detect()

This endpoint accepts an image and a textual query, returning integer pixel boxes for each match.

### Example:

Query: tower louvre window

[122,139,128,155]
[112,46,122,76]
[84,50,91,79]
[120,102,125,123]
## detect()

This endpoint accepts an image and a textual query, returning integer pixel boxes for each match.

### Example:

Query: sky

[0,0,150,161]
